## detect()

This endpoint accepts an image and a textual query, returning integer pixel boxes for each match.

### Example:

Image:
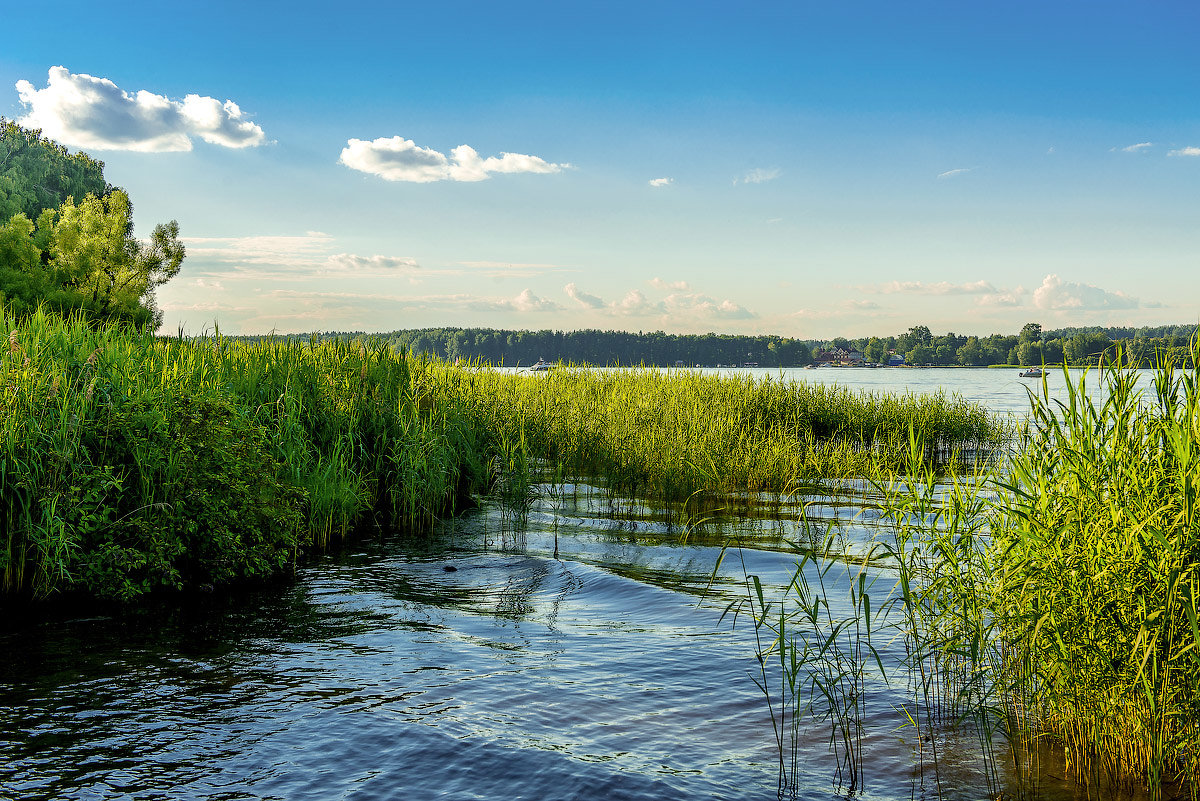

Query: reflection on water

[0,478,1172,797]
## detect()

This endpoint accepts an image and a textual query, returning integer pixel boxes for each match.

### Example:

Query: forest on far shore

[235,322,1200,368]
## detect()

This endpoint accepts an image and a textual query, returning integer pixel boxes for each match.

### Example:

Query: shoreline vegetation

[274,322,1200,370]
[4,308,1198,797]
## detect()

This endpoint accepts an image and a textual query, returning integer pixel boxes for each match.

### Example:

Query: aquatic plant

[0,307,490,600]
[752,347,1200,798]
[431,363,1009,503]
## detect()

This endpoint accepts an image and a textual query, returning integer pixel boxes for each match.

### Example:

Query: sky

[2,0,1198,339]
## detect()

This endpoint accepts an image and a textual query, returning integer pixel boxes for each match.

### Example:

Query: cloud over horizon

[339,136,568,183]
[1032,274,1139,311]
[870,280,998,295]
[15,67,266,152]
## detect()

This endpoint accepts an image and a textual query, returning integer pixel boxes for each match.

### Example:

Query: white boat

[527,358,553,372]
[1019,367,1046,378]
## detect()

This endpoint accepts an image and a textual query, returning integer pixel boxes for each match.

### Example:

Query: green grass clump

[0,308,488,600]
[801,349,1200,798]
[429,364,1008,501]
[987,353,1200,793]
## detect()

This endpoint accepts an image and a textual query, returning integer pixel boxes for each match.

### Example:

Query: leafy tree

[1019,322,1043,344]
[1017,341,1043,366]
[863,337,888,363]
[1,118,108,223]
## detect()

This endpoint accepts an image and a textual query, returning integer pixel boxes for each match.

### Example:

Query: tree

[1,118,108,223]
[956,337,984,366]
[1019,322,1043,344]
[48,190,184,327]
[863,337,888,363]
[1017,341,1043,366]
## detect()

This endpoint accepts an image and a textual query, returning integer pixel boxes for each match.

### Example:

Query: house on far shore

[887,353,906,366]
[812,347,866,366]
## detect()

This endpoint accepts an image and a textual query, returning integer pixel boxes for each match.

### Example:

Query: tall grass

[431,364,1008,502]
[749,348,1200,798]
[0,308,489,600]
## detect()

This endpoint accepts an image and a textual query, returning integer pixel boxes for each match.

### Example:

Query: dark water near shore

[0,368,1161,801]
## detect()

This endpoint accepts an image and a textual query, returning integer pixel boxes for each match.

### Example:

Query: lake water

[0,367,1159,801]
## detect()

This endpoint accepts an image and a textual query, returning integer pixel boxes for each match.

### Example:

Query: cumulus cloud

[564,282,605,309]
[15,66,265,152]
[648,177,673,187]
[1032,274,1139,311]
[871,280,998,295]
[468,289,559,312]
[339,136,567,183]
[1168,146,1200,157]
[662,293,755,320]
[975,291,1025,308]
[937,168,972,179]
[325,253,419,272]
[735,167,781,185]
[615,289,658,315]
[648,277,690,291]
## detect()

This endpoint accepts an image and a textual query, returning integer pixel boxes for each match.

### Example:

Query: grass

[427,363,1009,503]
[745,348,1200,799]
[0,307,490,600]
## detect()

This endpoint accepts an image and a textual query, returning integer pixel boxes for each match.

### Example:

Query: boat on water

[527,358,553,372]
[1019,367,1047,378]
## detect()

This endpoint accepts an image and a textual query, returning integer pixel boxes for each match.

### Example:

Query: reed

[429,363,1008,503]
[784,348,1200,798]
[0,308,490,600]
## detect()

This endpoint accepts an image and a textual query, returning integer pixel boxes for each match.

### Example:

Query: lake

[0,367,1157,800]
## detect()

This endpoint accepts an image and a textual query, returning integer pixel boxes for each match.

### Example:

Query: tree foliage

[0,118,109,222]
[0,121,183,328]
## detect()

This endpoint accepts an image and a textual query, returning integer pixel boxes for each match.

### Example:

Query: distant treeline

[238,328,816,367]
[236,321,1200,368]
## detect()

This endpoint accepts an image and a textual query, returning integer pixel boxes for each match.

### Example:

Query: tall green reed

[0,308,491,600]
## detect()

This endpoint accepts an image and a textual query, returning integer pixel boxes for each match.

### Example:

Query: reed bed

[0,308,488,600]
[751,349,1200,799]
[425,364,1008,503]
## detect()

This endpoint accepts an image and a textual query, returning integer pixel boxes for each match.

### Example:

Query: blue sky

[3,0,1197,337]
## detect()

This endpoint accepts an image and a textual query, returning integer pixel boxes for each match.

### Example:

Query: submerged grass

[1,308,489,600]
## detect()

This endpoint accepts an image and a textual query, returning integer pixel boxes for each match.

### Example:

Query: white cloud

[662,292,755,320]
[325,253,420,272]
[469,289,560,313]
[1168,146,1200,157]
[648,277,690,291]
[871,280,998,295]
[15,66,265,152]
[1118,142,1154,153]
[975,291,1025,308]
[339,135,567,183]
[564,282,605,309]
[1032,274,1139,311]
[937,168,972,179]
[735,167,781,185]
[615,289,658,315]
[648,177,673,187]
[181,232,335,271]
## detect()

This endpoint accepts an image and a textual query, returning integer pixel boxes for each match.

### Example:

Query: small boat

[527,358,553,372]
[1019,367,1046,378]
